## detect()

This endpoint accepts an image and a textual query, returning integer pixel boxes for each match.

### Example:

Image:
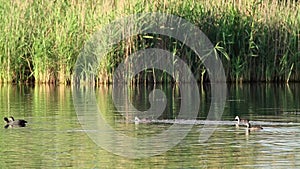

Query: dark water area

[0,83,300,168]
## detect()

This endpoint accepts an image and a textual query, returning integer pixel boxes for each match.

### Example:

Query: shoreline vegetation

[0,0,299,84]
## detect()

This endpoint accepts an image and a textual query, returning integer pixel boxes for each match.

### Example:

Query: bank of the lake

[0,0,299,84]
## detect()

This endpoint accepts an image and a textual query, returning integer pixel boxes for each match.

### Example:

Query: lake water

[0,83,300,168]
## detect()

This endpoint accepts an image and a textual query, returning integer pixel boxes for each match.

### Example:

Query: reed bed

[0,0,298,84]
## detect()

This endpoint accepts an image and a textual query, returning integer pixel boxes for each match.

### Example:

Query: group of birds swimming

[135,116,263,132]
[235,116,263,131]
[3,116,27,129]
[3,115,262,131]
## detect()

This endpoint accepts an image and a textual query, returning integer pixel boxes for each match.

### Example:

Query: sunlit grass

[0,0,298,84]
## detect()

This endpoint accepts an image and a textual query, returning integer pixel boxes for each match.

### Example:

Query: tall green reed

[0,0,298,84]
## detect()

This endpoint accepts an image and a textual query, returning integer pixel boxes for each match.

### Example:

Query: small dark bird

[246,122,263,132]
[4,116,27,129]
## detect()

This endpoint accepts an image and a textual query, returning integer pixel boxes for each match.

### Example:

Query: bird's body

[4,116,27,128]
[134,116,150,124]
[246,122,263,132]
[235,116,248,128]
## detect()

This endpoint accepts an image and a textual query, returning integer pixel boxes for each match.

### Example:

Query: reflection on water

[0,84,299,168]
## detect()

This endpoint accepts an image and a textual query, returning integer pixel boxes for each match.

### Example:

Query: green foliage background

[0,0,299,84]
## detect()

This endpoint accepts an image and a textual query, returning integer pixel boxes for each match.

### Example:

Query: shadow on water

[0,83,299,168]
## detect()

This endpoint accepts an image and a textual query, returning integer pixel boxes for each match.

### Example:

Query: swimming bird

[235,116,248,128]
[4,116,27,128]
[134,116,140,124]
[134,116,150,124]
[246,122,263,132]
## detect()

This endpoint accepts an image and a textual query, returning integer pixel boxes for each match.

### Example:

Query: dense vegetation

[0,0,299,84]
